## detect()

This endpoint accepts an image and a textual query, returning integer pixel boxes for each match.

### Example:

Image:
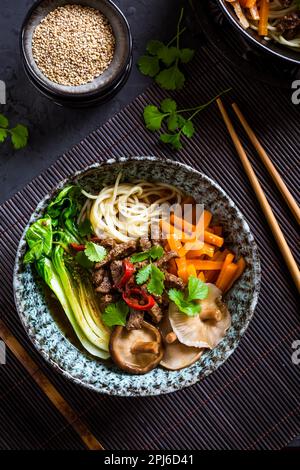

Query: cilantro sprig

[130,245,164,263]
[136,263,165,296]
[0,113,28,150]
[169,276,209,316]
[102,300,129,327]
[138,8,194,90]
[84,242,107,262]
[143,91,230,150]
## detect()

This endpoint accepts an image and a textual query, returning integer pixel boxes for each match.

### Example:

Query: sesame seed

[32,4,116,86]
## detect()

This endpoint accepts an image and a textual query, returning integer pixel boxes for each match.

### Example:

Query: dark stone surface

[0,0,180,203]
[0,0,299,449]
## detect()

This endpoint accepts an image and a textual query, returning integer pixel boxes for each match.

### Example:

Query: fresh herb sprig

[0,113,28,150]
[102,300,129,327]
[169,276,209,316]
[84,242,107,263]
[138,8,194,90]
[130,245,164,263]
[136,263,165,296]
[143,91,230,150]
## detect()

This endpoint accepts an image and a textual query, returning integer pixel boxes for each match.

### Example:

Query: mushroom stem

[165,332,177,344]
[200,308,222,321]
[131,341,159,355]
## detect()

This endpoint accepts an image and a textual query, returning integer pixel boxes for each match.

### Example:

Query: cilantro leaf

[187,276,209,302]
[167,114,179,132]
[0,114,9,128]
[10,124,29,150]
[168,289,201,316]
[84,242,107,262]
[136,264,152,285]
[157,46,178,67]
[131,245,164,263]
[181,120,195,138]
[0,128,8,143]
[102,301,129,327]
[168,276,208,316]
[160,98,177,113]
[146,39,164,55]
[143,105,168,131]
[155,65,185,90]
[147,265,165,296]
[160,132,182,150]
[78,219,93,237]
[138,55,160,77]
[179,48,195,64]
[149,245,164,260]
[75,251,94,269]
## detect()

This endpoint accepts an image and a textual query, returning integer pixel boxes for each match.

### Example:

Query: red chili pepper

[70,243,85,252]
[122,288,155,311]
[116,260,135,288]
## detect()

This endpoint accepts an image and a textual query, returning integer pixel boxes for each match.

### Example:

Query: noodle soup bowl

[218,0,300,65]
[14,156,261,396]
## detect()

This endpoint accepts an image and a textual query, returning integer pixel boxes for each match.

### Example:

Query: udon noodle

[81,173,184,242]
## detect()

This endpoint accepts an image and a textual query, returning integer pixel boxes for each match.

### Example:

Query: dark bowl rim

[13,156,261,397]
[20,0,133,98]
[218,0,300,65]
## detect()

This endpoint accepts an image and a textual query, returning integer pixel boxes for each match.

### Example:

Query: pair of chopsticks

[217,99,300,293]
[0,320,104,450]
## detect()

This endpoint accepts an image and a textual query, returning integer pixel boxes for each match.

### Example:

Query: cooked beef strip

[95,240,137,268]
[98,293,115,310]
[126,309,144,330]
[92,237,116,249]
[110,260,123,285]
[151,237,164,247]
[139,237,152,251]
[277,12,300,40]
[95,273,112,294]
[134,260,148,270]
[149,302,163,323]
[92,267,105,286]
[164,272,185,290]
[155,250,177,268]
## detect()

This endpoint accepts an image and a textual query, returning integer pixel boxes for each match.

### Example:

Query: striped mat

[0,48,299,450]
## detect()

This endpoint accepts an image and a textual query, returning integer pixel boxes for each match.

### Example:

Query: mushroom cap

[159,316,203,371]
[169,283,231,349]
[109,321,163,374]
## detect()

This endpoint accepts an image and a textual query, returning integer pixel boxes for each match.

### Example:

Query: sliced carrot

[224,257,246,292]
[167,234,187,257]
[258,0,269,36]
[175,257,187,270]
[198,272,206,282]
[216,253,235,288]
[186,243,215,259]
[178,266,189,283]
[204,249,230,282]
[186,260,223,270]
[204,231,224,248]
[218,263,238,292]
[170,213,195,235]
[187,264,197,278]
[160,219,194,242]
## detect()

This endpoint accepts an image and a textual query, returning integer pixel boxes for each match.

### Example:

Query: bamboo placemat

[0,49,299,450]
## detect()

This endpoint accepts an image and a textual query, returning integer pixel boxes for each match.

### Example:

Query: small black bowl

[20,0,133,107]
[218,0,300,65]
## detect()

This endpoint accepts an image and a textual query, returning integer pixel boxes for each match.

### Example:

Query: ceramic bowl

[14,156,261,396]
[20,0,132,107]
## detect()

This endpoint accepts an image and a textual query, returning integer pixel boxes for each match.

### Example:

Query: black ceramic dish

[218,0,300,65]
[20,0,133,107]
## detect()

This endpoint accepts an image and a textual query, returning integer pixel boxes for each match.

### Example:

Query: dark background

[0,0,299,449]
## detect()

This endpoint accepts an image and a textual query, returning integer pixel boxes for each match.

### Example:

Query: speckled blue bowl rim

[13,156,261,396]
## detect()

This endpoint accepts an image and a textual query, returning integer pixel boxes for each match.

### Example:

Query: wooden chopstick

[217,98,300,293]
[232,102,300,226]
[0,320,104,450]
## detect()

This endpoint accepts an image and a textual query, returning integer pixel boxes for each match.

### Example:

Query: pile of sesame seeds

[32,4,115,87]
